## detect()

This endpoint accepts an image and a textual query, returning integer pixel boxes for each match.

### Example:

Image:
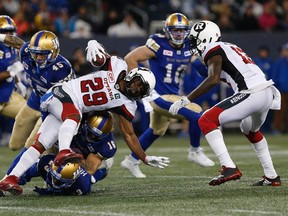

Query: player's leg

[9,104,41,151]
[0,91,26,119]
[240,88,280,186]
[45,85,83,165]
[199,94,255,185]
[6,117,42,175]
[0,114,60,195]
[157,95,215,166]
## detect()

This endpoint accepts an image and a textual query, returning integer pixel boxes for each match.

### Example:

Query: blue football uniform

[0,43,18,102]
[147,33,191,95]
[19,125,117,195]
[19,42,75,111]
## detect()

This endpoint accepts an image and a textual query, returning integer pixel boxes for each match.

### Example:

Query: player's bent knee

[198,116,219,135]
[151,128,166,136]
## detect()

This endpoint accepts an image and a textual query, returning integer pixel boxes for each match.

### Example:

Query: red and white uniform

[38,56,137,149]
[200,41,281,135]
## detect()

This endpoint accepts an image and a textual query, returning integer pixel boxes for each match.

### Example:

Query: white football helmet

[189,20,221,55]
[124,67,156,101]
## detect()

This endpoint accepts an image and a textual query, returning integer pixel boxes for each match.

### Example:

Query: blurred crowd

[1,0,288,146]
[2,0,288,38]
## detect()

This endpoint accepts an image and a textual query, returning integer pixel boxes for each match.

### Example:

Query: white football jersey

[62,56,137,119]
[202,42,271,93]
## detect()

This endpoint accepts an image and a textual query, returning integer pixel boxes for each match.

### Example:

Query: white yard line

[228,209,282,215]
[0,206,136,216]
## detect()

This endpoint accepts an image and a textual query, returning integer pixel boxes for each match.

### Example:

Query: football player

[0,15,26,124]
[18,112,115,195]
[0,40,170,195]
[0,30,75,176]
[169,20,281,186]
[121,13,214,178]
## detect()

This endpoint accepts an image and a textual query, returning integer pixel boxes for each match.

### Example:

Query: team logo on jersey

[107,71,114,83]
[163,50,173,56]
[114,93,121,99]
[0,51,3,59]
[6,52,11,58]
[184,51,191,56]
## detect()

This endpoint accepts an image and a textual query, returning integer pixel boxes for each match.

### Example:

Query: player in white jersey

[169,20,281,186]
[0,40,170,195]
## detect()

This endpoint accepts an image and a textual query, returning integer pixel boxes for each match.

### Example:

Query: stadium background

[1,0,288,143]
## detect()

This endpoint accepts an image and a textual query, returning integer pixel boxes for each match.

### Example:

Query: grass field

[0,134,287,216]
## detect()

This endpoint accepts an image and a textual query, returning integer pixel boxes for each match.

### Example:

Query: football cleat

[121,156,146,178]
[53,149,83,166]
[0,175,22,195]
[251,176,281,186]
[188,147,215,167]
[209,166,242,186]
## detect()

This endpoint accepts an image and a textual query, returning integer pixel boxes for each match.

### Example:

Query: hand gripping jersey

[202,41,272,93]
[146,33,192,95]
[19,42,75,110]
[0,43,18,102]
[61,56,137,121]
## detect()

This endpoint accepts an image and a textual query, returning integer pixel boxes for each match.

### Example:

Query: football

[91,52,106,67]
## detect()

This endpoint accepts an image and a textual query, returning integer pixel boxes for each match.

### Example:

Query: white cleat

[188,147,215,167]
[121,156,146,178]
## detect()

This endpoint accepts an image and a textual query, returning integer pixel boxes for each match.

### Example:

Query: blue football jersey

[19,42,75,110]
[0,43,18,102]
[71,126,117,159]
[146,33,192,95]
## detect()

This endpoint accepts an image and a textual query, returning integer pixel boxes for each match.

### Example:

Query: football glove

[169,96,190,115]
[15,82,26,97]
[7,61,24,77]
[86,40,106,63]
[145,156,170,169]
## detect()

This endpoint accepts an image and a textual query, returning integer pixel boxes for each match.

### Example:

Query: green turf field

[0,134,287,216]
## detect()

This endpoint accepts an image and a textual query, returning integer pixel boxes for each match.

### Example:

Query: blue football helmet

[28,30,60,70]
[163,13,191,46]
[82,112,114,142]
[47,160,81,190]
[0,15,16,34]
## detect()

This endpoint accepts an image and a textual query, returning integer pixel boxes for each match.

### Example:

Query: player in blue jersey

[121,13,215,178]
[0,30,75,176]
[16,112,115,196]
[0,15,26,127]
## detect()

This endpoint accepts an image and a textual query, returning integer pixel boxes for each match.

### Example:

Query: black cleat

[251,176,281,186]
[209,166,242,186]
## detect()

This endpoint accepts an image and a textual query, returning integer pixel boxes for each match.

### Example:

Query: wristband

[0,34,5,42]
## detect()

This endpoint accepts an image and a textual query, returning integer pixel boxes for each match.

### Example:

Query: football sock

[58,119,78,151]
[6,147,27,175]
[251,137,278,178]
[131,128,159,160]
[10,146,41,178]
[205,129,236,168]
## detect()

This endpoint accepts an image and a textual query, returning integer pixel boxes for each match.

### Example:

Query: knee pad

[198,115,219,135]
[243,131,263,143]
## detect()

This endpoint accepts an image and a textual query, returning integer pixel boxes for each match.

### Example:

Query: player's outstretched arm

[118,114,170,168]
[0,34,25,49]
